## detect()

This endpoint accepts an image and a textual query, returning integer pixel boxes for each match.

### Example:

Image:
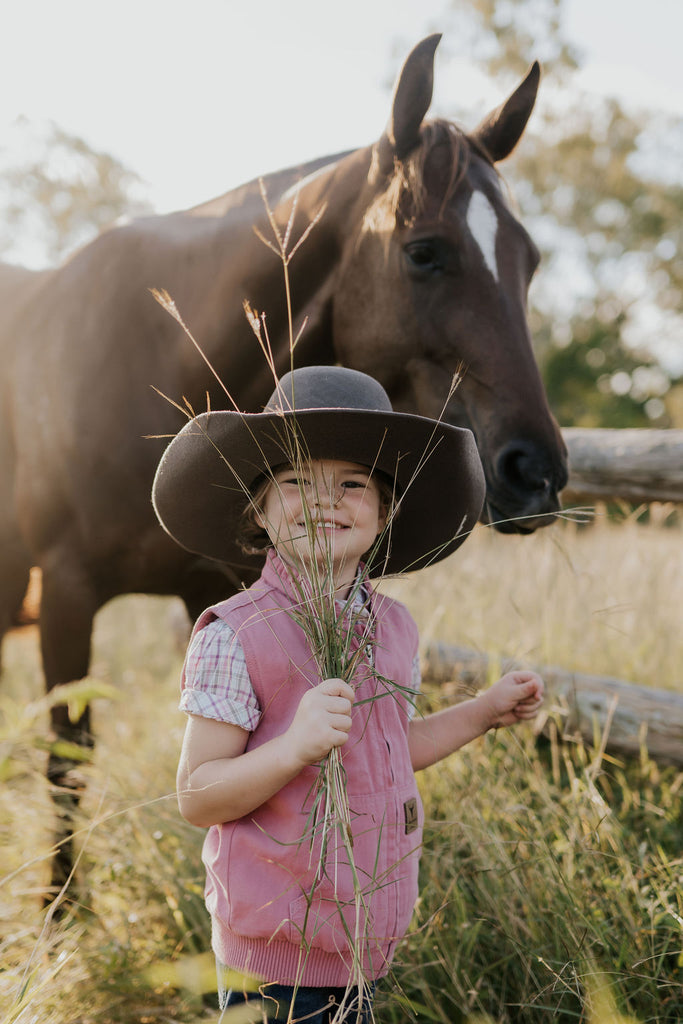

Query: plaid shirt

[181,584,421,729]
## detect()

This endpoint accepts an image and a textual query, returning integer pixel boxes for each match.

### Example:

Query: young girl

[152,366,544,1023]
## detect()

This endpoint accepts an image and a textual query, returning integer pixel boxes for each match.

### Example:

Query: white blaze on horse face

[466,190,500,283]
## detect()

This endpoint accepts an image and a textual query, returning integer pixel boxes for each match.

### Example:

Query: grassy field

[1,512,681,1023]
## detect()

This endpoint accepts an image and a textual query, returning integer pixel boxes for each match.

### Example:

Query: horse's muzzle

[484,439,568,533]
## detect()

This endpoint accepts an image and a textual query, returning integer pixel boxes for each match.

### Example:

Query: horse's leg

[0,528,32,667]
[179,563,244,622]
[39,548,99,900]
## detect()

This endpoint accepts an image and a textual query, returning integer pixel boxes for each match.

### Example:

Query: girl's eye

[280,476,308,486]
[341,480,366,490]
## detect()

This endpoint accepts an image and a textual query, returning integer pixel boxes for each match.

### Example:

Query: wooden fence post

[422,642,683,766]
[562,428,683,504]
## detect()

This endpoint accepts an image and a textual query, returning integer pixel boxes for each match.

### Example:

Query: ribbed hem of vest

[214,934,391,988]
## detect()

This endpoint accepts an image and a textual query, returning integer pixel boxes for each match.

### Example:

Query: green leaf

[33,737,95,762]
[143,951,262,997]
[390,995,446,1021]
[42,679,121,723]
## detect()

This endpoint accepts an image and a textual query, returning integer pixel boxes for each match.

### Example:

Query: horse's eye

[404,241,442,274]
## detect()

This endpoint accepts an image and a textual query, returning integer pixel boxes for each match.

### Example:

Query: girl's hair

[237,474,278,556]
[236,465,398,557]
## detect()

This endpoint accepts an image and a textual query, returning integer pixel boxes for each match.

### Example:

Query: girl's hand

[287,678,354,765]
[480,671,545,730]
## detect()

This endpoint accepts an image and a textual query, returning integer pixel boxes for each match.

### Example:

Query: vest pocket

[285,783,422,959]
[287,886,390,957]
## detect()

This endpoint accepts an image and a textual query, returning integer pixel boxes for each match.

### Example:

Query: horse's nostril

[496,442,553,494]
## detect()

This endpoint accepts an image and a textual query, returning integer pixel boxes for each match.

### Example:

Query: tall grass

[376,715,682,1022]
[1,514,681,1022]
[382,508,682,692]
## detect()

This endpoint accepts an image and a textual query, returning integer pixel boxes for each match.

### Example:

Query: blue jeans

[224,983,374,1023]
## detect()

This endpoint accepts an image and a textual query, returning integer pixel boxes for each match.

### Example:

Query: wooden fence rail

[562,427,683,504]
[422,643,683,767]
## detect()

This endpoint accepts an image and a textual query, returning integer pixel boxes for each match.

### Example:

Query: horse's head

[332,35,568,533]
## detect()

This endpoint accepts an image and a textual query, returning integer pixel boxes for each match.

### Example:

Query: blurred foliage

[435,0,683,427]
[0,118,150,265]
[445,0,581,80]
[540,318,675,428]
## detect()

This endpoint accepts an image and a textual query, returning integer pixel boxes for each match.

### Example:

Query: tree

[0,118,151,267]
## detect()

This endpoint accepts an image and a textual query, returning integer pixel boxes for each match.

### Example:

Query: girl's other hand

[482,671,545,729]
[287,678,354,765]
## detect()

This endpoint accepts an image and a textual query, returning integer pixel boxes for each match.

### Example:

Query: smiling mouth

[300,519,348,532]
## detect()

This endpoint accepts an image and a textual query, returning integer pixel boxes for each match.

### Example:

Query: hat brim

[152,407,486,579]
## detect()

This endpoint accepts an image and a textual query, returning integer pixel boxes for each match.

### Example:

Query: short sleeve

[180,618,261,731]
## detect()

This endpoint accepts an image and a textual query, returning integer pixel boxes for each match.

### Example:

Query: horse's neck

[178,147,374,403]
[0,263,52,349]
[186,150,355,220]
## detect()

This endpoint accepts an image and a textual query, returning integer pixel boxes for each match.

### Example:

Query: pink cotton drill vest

[184,550,422,988]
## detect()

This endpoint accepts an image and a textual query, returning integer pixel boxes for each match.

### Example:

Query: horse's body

[0,35,566,891]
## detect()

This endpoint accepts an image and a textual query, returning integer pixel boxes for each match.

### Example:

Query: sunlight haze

[3,0,681,216]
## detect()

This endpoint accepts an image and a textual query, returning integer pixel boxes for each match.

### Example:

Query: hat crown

[265,366,393,415]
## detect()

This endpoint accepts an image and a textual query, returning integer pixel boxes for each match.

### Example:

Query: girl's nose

[312,484,343,508]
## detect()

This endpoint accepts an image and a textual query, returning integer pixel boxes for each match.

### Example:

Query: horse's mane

[364,119,497,232]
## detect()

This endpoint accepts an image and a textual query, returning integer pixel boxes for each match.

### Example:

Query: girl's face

[258,459,388,592]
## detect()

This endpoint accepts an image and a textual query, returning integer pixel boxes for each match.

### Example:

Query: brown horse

[0,35,566,892]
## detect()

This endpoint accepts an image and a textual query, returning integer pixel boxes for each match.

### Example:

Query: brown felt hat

[152,366,486,578]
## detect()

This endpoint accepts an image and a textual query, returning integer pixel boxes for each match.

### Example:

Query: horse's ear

[471,61,540,162]
[374,34,441,178]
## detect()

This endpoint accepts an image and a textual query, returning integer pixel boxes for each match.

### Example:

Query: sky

[2,0,682,215]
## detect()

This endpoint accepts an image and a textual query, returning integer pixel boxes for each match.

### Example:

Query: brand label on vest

[404,798,418,835]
